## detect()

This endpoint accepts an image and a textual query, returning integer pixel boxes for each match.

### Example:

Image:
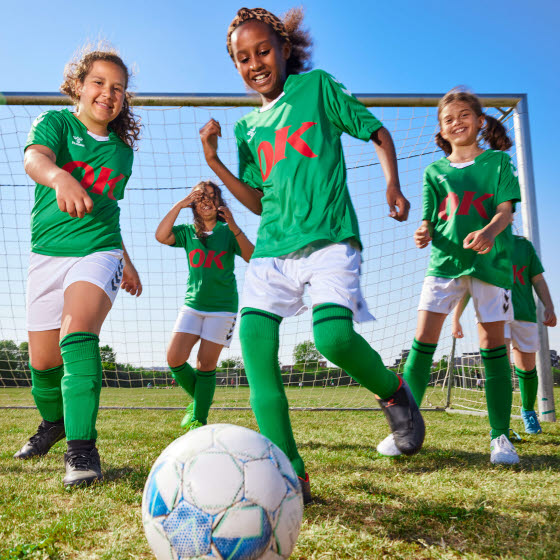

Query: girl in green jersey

[156,181,254,429]
[199,7,425,503]
[377,89,522,465]
[14,47,142,487]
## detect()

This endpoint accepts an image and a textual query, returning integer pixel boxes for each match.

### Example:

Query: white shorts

[505,320,539,353]
[172,306,237,347]
[418,275,513,323]
[27,250,124,331]
[240,242,374,322]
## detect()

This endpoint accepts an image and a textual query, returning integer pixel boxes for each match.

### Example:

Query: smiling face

[193,184,218,221]
[75,60,126,134]
[230,19,291,105]
[439,101,485,152]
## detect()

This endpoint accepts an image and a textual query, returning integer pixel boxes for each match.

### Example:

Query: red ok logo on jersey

[257,122,318,182]
[189,250,227,270]
[513,265,527,285]
[438,191,494,221]
[62,161,126,200]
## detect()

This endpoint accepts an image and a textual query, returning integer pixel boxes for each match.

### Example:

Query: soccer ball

[142,424,304,560]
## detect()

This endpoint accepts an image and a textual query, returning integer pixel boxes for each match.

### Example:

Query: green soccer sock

[30,363,64,423]
[240,308,306,479]
[193,369,216,425]
[312,304,399,399]
[59,332,102,441]
[516,366,538,412]
[169,362,196,398]
[403,338,438,406]
[481,346,512,439]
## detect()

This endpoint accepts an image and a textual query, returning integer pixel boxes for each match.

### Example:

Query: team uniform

[25,109,133,329]
[419,150,520,321]
[506,236,544,352]
[235,70,424,478]
[16,108,134,483]
[171,221,242,346]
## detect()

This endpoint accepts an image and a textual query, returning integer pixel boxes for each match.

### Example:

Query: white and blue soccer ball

[142,424,304,560]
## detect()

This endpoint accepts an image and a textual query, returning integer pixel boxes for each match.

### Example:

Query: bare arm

[200,119,263,215]
[218,206,254,263]
[532,273,557,327]
[463,201,513,254]
[371,127,410,222]
[121,243,142,297]
[452,293,471,338]
[24,145,94,219]
[155,190,202,246]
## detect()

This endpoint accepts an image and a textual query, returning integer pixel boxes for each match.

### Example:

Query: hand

[55,176,93,218]
[218,206,236,228]
[544,307,557,327]
[386,186,410,222]
[121,261,142,297]
[452,321,464,339]
[179,189,203,209]
[414,225,432,249]
[463,230,495,254]
[199,119,221,163]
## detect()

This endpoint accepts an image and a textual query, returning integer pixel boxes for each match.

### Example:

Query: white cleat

[490,434,519,465]
[376,434,402,457]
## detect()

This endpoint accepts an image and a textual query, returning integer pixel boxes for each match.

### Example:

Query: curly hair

[190,181,227,243]
[435,88,512,156]
[60,46,141,149]
[227,6,313,76]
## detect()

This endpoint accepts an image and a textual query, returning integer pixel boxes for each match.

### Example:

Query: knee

[196,358,218,372]
[30,358,63,371]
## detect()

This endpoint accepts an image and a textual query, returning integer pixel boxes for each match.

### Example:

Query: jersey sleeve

[171,224,189,248]
[496,153,521,206]
[235,122,263,191]
[25,110,65,157]
[319,71,383,141]
[421,167,439,223]
[527,240,545,278]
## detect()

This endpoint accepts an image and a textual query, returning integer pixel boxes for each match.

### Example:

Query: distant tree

[293,340,322,367]
[220,356,244,369]
[100,345,117,364]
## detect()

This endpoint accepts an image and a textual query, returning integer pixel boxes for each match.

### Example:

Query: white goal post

[0,92,554,419]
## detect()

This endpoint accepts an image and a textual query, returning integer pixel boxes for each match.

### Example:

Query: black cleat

[298,473,312,505]
[14,419,65,459]
[376,378,425,456]
[63,447,103,488]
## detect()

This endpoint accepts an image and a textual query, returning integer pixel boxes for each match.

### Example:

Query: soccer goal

[0,92,554,420]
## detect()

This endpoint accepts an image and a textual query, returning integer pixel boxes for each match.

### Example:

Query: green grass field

[1,388,559,559]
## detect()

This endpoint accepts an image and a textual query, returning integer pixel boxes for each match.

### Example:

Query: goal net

[0,93,550,416]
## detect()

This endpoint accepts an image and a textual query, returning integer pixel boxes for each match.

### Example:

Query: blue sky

[1,0,559,364]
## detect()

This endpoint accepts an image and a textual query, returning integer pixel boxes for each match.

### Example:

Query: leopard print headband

[227,7,290,60]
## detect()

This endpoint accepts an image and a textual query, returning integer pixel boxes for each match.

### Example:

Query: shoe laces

[67,452,93,470]
[28,421,51,444]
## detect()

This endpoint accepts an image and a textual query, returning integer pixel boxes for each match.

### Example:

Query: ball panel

[272,493,304,558]
[143,518,176,560]
[214,424,271,460]
[244,460,288,512]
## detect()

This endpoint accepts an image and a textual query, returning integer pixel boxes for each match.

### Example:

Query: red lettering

[189,249,205,268]
[91,166,125,200]
[513,265,526,285]
[62,161,95,189]
[438,192,460,221]
[257,122,317,182]
[258,141,275,182]
[204,251,226,270]
[457,191,493,219]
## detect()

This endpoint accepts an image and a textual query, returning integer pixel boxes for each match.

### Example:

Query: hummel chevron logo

[72,135,85,147]
[247,127,256,142]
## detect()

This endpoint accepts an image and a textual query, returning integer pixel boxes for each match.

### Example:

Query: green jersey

[423,150,521,289]
[25,109,133,257]
[235,69,383,258]
[172,221,242,313]
[511,236,544,323]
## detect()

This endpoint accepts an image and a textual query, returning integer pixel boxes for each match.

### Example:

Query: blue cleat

[521,410,542,434]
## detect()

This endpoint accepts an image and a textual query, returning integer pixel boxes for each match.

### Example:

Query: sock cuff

[515,366,537,378]
[196,369,216,378]
[59,332,100,361]
[240,307,281,340]
[170,362,192,374]
[29,363,63,376]
[480,346,508,360]
[313,304,352,326]
[240,307,282,323]
[412,338,437,353]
